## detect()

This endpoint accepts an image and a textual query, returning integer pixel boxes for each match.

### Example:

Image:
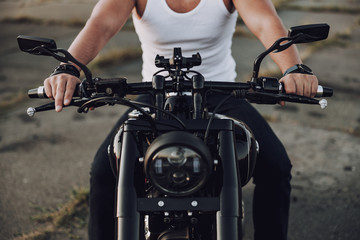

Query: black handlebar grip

[280,83,333,98]
[321,87,333,97]
[315,86,333,98]
[28,84,81,98]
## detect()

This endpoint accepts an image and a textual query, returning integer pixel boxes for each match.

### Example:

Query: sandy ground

[0,0,359,239]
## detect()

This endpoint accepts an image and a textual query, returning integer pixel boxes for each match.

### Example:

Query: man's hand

[278,74,319,106]
[44,74,81,112]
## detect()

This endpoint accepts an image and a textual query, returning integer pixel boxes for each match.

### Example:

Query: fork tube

[217,130,242,239]
[192,74,204,119]
[152,75,165,119]
[115,130,140,240]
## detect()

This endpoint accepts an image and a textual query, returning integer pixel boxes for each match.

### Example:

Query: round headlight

[145,131,212,196]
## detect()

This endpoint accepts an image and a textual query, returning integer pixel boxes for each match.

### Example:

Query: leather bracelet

[283,64,313,76]
[50,64,80,78]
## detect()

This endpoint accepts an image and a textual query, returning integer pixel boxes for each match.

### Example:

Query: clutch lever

[26,98,90,117]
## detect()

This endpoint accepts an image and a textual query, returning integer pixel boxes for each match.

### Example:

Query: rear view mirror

[252,23,330,81]
[17,35,57,56]
[17,35,93,82]
[288,24,330,43]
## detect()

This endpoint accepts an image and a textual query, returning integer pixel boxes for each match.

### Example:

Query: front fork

[217,130,242,240]
[115,130,141,240]
[115,127,242,240]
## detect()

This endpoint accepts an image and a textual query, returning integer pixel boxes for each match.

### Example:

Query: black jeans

[88,94,292,240]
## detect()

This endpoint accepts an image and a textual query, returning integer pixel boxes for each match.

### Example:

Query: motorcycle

[18,23,332,240]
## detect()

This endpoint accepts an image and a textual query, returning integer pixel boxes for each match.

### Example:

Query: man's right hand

[44,74,81,112]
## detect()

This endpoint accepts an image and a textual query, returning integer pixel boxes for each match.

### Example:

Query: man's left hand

[279,74,319,106]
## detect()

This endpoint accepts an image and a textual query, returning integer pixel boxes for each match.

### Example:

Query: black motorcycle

[18,23,332,240]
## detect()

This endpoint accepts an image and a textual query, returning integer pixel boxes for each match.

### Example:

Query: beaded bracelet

[50,64,80,78]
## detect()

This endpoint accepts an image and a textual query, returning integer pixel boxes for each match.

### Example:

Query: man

[44,0,319,239]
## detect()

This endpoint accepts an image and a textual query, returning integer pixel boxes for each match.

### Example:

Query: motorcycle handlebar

[26,79,333,117]
[27,81,333,99]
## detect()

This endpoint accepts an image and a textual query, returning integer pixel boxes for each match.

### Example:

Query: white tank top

[132,0,238,82]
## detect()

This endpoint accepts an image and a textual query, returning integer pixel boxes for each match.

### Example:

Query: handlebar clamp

[155,48,201,69]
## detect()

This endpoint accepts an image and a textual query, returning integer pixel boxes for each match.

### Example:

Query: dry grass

[288,5,360,14]
[1,15,135,30]
[275,2,360,14]
[300,30,351,60]
[17,0,97,5]
[14,188,89,240]
[272,0,293,9]
[0,91,27,114]
[89,47,142,72]
[234,25,254,38]
[2,15,85,28]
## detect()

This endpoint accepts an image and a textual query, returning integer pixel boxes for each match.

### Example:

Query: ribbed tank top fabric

[132,0,238,82]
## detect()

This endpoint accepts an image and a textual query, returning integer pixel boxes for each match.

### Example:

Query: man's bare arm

[233,0,318,98]
[44,0,136,111]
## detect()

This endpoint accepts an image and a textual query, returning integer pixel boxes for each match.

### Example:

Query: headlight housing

[144,131,212,196]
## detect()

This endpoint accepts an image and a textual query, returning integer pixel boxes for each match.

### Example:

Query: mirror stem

[56,49,93,87]
[251,36,293,82]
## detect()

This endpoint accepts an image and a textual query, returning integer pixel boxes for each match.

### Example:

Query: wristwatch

[283,64,313,76]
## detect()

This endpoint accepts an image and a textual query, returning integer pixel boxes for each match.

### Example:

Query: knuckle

[287,89,296,94]
[57,82,66,91]
[44,77,50,84]
[304,89,311,97]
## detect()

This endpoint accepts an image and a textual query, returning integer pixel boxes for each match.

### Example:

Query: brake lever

[280,93,328,109]
[246,92,327,109]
